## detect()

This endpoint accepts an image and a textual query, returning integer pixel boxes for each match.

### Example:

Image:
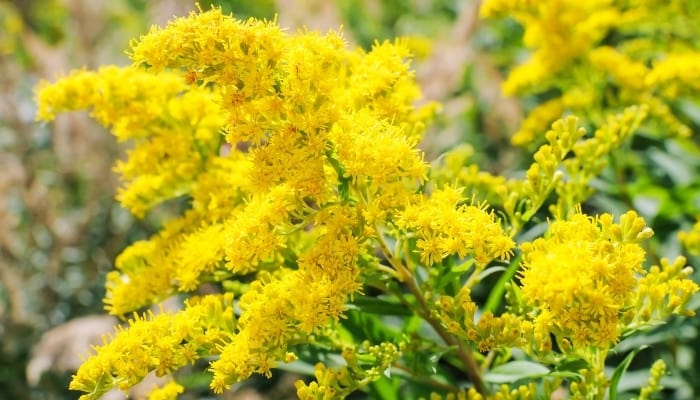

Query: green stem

[375,230,488,395]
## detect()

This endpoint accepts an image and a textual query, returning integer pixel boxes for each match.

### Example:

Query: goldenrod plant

[480,0,700,147]
[35,3,699,400]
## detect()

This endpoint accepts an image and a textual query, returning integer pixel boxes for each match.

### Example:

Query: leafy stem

[374,228,488,395]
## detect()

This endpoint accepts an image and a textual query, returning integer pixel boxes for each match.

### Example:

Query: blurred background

[1,0,698,399]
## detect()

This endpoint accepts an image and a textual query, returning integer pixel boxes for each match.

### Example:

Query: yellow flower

[209,202,366,392]
[397,186,514,269]
[71,294,235,399]
[36,67,225,217]
[519,211,647,349]
[646,53,700,98]
[679,216,700,255]
[482,0,700,143]
[146,380,185,400]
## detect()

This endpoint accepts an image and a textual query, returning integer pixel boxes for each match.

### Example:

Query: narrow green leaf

[484,254,522,313]
[402,315,424,334]
[325,151,351,201]
[276,360,317,376]
[609,346,648,400]
[477,265,506,281]
[484,361,550,384]
[348,295,413,316]
[554,358,589,374]
[435,259,474,292]
[342,309,400,343]
[369,375,400,400]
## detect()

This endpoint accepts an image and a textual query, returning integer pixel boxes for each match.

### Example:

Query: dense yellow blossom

[588,46,648,91]
[646,53,700,98]
[146,380,185,400]
[37,6,437,397]
[482,0,700,144]
[210,220,364,392]
[518,210,697,356]
[36,67,225,217]
[396,186,514,268]
[70,294,235,399]
[519,211,650,349]
[36,6,437,396]
[435,209,697,397]
[34,4,700,400]
[482,0,620,95]
[36,67,189,141]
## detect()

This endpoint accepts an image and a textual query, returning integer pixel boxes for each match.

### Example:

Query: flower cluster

[638,359,666,400]
[435,209,696,398]
[69,294,235,400]
[464,383,537,400]
[438,290,530,353]
[34,4,700,400]
[481,0,700,145]
[209,218,365,392]
[37,6,436,398]
[518,211,652,350]
[146,381,185,400]
[396,186,514,268]
[295,342,401,400]
[36,66,225,217]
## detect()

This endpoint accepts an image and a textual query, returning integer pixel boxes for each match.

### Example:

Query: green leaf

[342,309,401,343]
[554,358,589,375]
[477,265,506,281]
[648,147,694,185]
[434,259,474,292]
[609,346,648,400]
[615,325,695,353]
[177,370,213,389]
[274,360,316,376]
[484,361,550,384]
[484,254,522,313]
[369,375,400,400]
[402,315,424,334]
[348,295,414,316]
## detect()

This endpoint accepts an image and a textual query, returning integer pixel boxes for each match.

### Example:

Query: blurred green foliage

[1,1,162,398]
[337,0,460,48]
[201,0,276,19]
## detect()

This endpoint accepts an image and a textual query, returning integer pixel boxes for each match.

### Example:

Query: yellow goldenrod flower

[482,0,700,143]
[519,210,698,355]
[639,359,666,400]
[34,3,700,399]
[679,217,700,255]
[36,67,225,217]
[519,212,648,349]
[396,186,514,269]
[146,380,185,400]
[71,294,235,399]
